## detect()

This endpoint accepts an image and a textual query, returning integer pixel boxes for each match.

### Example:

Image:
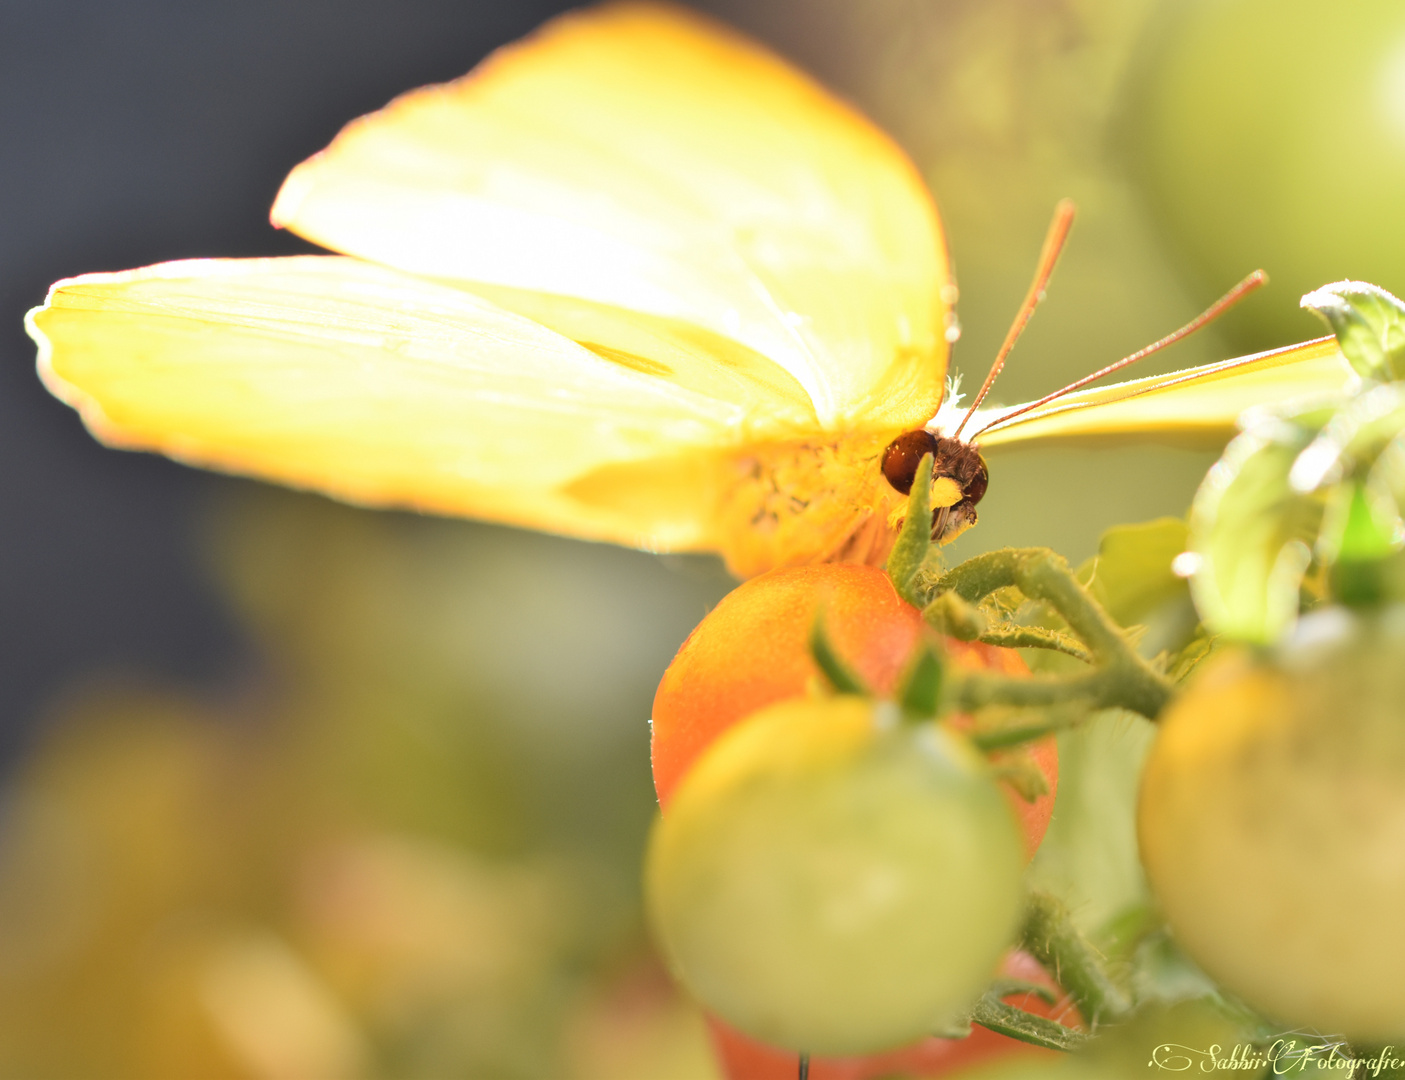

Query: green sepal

[886,452,934,606]
[976,624,1091,663]
[1321,480,1399,563]
[921,590,986,640]
[1301,280,1405,381]
[989,754,1052,802]
[807,617,867,696]
[898,644,943,719]
[968,993,1086,1052]
[1188,414,1326,643]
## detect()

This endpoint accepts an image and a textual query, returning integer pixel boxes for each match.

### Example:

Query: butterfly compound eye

[881,430,940,495]
[965,455,989,506]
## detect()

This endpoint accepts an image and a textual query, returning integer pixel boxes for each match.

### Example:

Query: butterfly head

[880,428,987,544]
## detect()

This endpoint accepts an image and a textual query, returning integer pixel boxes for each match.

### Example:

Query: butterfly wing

[971,336,1350,451]
[29,256,821,551]
[269,1,950,430]
[29,3,951,579]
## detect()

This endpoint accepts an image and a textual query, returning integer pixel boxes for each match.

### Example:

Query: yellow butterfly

[25,2,1349,578]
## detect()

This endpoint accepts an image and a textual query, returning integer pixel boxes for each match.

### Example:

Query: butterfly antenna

[970,269,1268,440]
[950,199,1076,439]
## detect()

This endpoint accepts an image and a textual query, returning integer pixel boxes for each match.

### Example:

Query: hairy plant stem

[973,624,1092,662]
[1020,891,1132,1032]
[938,549,1175,721]
[886,461,1174,724]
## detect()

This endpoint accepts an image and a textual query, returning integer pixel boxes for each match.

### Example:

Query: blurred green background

[2,0,1403,1075]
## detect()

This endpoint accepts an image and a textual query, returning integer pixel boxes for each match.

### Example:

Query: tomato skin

[651,565,1057,853]
[705,951,1071,1080]
[645,696,1026,1057]
[652,565,924,808]
[1139,605,1405,1042]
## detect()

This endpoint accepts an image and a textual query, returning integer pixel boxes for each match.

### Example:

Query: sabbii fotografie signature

[1149,1039,1405,1074]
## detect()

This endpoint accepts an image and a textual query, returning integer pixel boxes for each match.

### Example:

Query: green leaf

[1301,280,1405,381]
[1189,417,1326,643]
[1083,518,1202,662]
[1086,519,1188,627]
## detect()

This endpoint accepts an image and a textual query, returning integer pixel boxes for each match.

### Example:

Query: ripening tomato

[1139,605,1405,1043]
[645,695,1026,1057]
[650,564,1058,852]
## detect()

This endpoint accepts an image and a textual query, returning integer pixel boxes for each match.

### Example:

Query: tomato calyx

[808,619,1051,807]
[884,452,1177,726]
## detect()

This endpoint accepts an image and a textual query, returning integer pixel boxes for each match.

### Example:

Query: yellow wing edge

[972,336,1348,450]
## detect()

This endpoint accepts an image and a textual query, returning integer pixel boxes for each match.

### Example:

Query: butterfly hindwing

[973,336,1349,450]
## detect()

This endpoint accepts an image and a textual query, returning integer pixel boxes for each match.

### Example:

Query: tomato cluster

[646,565,1063,1073]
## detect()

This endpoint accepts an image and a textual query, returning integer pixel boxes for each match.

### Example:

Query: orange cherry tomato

[650,564,1057,852]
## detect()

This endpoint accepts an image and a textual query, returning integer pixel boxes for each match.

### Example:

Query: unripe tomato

[1120,0,1405,347]
[1139,605,1405,1042]
[645,695,1026,1056]
[703,950,1072,1080]
[651,564,1057,853]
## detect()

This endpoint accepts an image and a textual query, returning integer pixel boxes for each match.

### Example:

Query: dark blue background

[0,1,584,755]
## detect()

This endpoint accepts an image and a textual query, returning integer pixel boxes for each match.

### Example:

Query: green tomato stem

[1020,891,1132,1032]
[952,670,1102,711]
[939,549,1175,721]
[969,718,1070,754]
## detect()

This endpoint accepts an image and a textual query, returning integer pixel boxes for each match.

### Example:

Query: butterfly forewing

[30,256,783,549]
[269,1,951,430]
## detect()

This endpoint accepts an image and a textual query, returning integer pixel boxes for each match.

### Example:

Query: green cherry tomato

[645,694,1025,1057]
[1121,0,1405,348]
[1139,605,1405,1042]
